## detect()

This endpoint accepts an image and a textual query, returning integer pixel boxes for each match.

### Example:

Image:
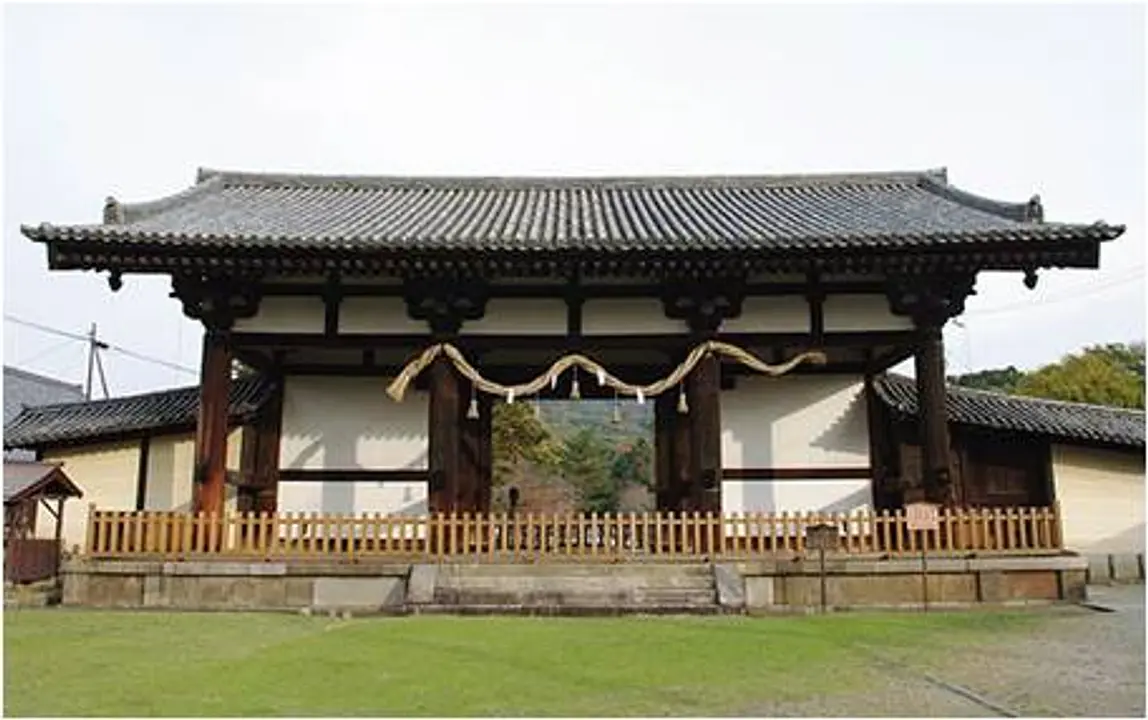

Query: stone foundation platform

[59,553,1089,614]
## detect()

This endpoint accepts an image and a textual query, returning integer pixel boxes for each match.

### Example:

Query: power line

[4,314,198,375]
[966,271,1144,318]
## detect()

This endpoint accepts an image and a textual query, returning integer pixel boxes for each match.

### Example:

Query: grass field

[3,609,1044,717]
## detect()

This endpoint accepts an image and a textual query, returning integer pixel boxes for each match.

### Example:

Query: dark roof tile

[874,374,1145,449]
[22,168,1124,255]
[3,377,271,450]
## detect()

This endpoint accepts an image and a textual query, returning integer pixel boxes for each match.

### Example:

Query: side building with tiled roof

[871,374,1145,555]
[3,366,86,461]
[3,376,274,551]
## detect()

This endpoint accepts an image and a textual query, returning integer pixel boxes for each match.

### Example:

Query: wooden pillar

[428,356,462,514]
[654,392,676,511]
[913,324,952,504]
[193,329,232,516]
[252,379,283,514]
[687,353,722,512]
[458,379,491,513]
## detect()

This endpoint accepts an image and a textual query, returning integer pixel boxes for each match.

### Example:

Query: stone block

[142,575,166,608]
[407,564,439,605]
[61,572,89,606]
[743,576,774,608]
[86,575,143,607]
[1110,554,1142,583]
[1003,571,1059,601]
[1086,554,1113,585]
[163,561,287,577]
[1059,569,1087,602]
[312,577,406,611]
[284,577,313,608]
[713,564,744,608]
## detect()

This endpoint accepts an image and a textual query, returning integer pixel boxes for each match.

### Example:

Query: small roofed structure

[4,460,83,584]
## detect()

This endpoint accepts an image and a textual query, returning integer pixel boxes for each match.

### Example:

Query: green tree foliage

[949,366,1024,394]
[610,437,654,490]
[560,427,619,513]
[491,402,562,488]
[1013,343,1145,410]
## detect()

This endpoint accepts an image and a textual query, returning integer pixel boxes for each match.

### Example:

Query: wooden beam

[721,467,872,480]
[193,330,232,516]
[278,469,428,483]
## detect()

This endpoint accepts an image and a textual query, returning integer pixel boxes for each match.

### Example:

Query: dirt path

[747,586,1146,717]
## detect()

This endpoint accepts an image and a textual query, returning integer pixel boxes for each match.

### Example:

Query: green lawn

[4,609,1042,717]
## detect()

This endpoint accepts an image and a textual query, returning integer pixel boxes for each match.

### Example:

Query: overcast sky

[3,3,1144,398]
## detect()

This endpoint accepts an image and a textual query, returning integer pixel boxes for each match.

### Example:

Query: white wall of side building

[278,375,429,516]
[37,429,245,552]
[1052,444,1145,554]
[720,375,872,516]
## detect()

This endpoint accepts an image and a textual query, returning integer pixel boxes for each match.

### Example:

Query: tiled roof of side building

[3,377,272,451]
[3,366,86,428]
[21,167,1122,254]
[874,374,1145,450]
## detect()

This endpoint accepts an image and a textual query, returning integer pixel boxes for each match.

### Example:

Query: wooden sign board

[905,502,940,532]
[805,523,839,552]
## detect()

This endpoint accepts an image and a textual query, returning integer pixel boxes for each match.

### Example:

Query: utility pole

[84,323,111,401]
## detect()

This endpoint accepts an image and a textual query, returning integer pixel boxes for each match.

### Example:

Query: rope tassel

[677,385,689,414]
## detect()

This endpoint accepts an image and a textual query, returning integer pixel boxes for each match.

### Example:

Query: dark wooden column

[194,329,232,516]
[404,276,489,515]
[654,392,676,510]
[886,273,976,505]
[428,357,463,514]
[252,378,284,514]
[458,379,492,513]
[170,275,262,517]
[662,278,743,514]
[913,324,951,503]
[687,354,722,512]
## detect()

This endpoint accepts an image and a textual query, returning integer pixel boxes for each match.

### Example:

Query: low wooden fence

[84,505,1063,562]
[5,538,61,583]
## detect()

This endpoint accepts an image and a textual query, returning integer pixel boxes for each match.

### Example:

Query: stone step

[436,576,716,592]
[408,603,737,616]
[438,563,714,579]
[631,588,717,606]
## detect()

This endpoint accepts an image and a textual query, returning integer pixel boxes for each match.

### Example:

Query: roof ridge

[195,166,947,190]
[110,174,226,226]
[916,174,1042,223]
[7,376,264,418]
[880,372,1145,417]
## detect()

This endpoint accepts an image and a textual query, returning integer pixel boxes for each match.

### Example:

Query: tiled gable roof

[874,374,1145,449]
[22,167,1122,255]
[3,377,272,450]
[3,460,83,503]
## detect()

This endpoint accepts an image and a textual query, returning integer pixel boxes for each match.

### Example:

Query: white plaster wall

[463,298,568,335]
[721,478,871,516]
[1053,444,1145,554]
[143,428,244,513]
[279,376,428,471]
[719,375,871,516]
[721,375,870,469]
[822,294,913,332]
[39,441,139,553]
[582,298,687,335]
[722,296,809,333]
[232,297,325,334]
[278,480,428,517]
[339,297,428,334]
